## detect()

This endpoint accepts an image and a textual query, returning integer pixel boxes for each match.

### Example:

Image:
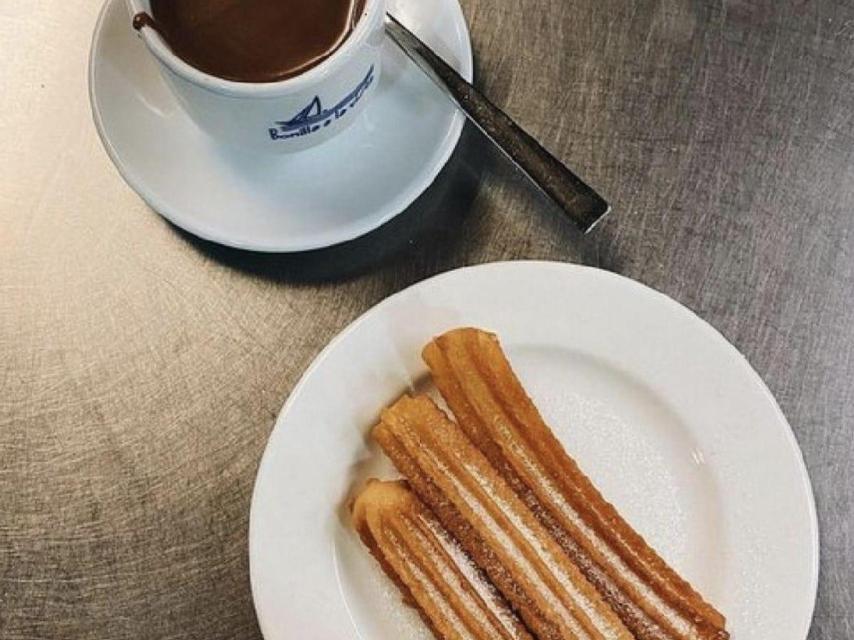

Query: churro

[422,328,728,640]
[351,479,533,640]
[375,395,634,640]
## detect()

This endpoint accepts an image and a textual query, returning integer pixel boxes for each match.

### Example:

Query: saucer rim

[88,0,474,253]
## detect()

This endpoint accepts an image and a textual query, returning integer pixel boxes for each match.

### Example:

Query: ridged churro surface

[375,395,634,640]
[423,328,729,640]
[351,479,533,640]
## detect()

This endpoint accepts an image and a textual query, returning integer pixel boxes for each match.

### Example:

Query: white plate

[249,261,819,639]
[88,0,472,252]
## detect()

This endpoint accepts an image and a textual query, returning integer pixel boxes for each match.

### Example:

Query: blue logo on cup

[268,65,375,141]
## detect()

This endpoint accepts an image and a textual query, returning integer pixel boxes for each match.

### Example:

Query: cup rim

[125,0,382,98]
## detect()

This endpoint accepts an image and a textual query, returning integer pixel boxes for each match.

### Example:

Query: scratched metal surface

[1,0,852,638]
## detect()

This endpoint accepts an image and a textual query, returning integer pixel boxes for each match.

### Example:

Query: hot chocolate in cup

[126,0,385,153]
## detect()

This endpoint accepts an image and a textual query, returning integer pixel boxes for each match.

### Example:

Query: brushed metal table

[1,0,851,638]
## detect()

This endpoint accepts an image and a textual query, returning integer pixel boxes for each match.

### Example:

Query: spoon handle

[384,13,610,233]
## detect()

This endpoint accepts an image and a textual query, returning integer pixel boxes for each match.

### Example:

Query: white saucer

[89,0,473,252]
[249,262,819,640]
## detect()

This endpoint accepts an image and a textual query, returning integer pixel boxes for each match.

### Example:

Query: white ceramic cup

[126,0,385,153]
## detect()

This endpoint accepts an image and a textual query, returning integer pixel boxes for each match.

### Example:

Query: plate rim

[87,0,474,253]
[248,260,820,639]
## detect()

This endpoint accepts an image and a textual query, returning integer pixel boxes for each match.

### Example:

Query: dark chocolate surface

[136,0,363,82]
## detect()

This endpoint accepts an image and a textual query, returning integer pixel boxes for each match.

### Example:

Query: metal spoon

[384,13,610,233]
